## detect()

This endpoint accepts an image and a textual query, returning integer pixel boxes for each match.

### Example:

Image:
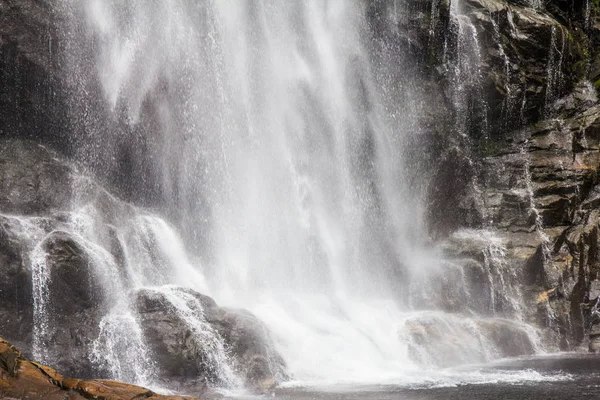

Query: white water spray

[33,0,565,390]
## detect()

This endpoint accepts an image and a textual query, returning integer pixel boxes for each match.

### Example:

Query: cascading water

[544,26,565,116]
[446,0,488,139]
[20,0,572,392]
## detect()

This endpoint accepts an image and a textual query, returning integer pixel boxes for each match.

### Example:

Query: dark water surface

[226,355,600,400]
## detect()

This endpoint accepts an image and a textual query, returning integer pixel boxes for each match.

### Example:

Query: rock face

[0,140,73,215]
[0,0,71,150]
[368,0,600,349]
[411,0,600,350]
[0,337,198,400]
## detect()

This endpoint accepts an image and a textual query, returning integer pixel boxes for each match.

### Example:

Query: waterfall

[19,0,559,390]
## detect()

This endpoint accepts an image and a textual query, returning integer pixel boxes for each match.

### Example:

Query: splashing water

[92,311,156,386]
[149,286,240,386]
[31,243,51,363]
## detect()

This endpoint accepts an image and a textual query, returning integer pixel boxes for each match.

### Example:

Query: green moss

[574,60,588,79]
[475,138,505,157]
[594,79,600,89]
[566,30,574,43]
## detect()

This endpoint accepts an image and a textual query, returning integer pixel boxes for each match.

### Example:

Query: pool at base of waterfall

[219,354,600,400]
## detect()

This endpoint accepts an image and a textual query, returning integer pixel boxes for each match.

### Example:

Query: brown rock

[0,337,199,400]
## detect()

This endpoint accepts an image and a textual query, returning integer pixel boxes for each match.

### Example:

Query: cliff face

[376,0,600,349]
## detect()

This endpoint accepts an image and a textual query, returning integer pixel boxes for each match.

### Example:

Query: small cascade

[490,17,517,131]
[0,216,55,363]
[429,0,441,38]
[521,143,549,245]
[447,0,489,138]
[31,243,51,363]
[528,0,544,9]
[585,0,592,32]
[118,215,209,291]
[521,141,564,343]
[544,26,565,116]
[482,236,518,316]
[92,311,155,386]
[445,230,535,323]
[520,91,528,126]
[82,209,239,388]
[150,286,240,386]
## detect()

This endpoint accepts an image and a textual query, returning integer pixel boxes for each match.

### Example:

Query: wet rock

[475,319,536,357]
[134,288,219,383]
[531,208,600,347]
[135,287,286,391]
[0,0,72,149]
[207,307,286,389]
[34,230,106,378]
[0,140,72,215]
[589,334,600,353]
[403,313,534,366]
[589,280,600,300]
[42,231,104,314]
[0,217,34,355]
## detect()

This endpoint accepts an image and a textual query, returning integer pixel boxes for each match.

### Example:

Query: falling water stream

[16,0,583,395]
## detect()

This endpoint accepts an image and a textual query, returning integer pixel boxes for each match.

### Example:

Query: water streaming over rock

[544,26,565,116]
[14,0,560,391]
[446,0,488,139]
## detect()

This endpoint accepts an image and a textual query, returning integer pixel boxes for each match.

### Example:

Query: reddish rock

[0,337,199,400]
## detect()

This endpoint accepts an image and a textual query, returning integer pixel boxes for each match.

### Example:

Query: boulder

[33,230,108,379]
[135,287,286,391]
[42,231,105,314]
